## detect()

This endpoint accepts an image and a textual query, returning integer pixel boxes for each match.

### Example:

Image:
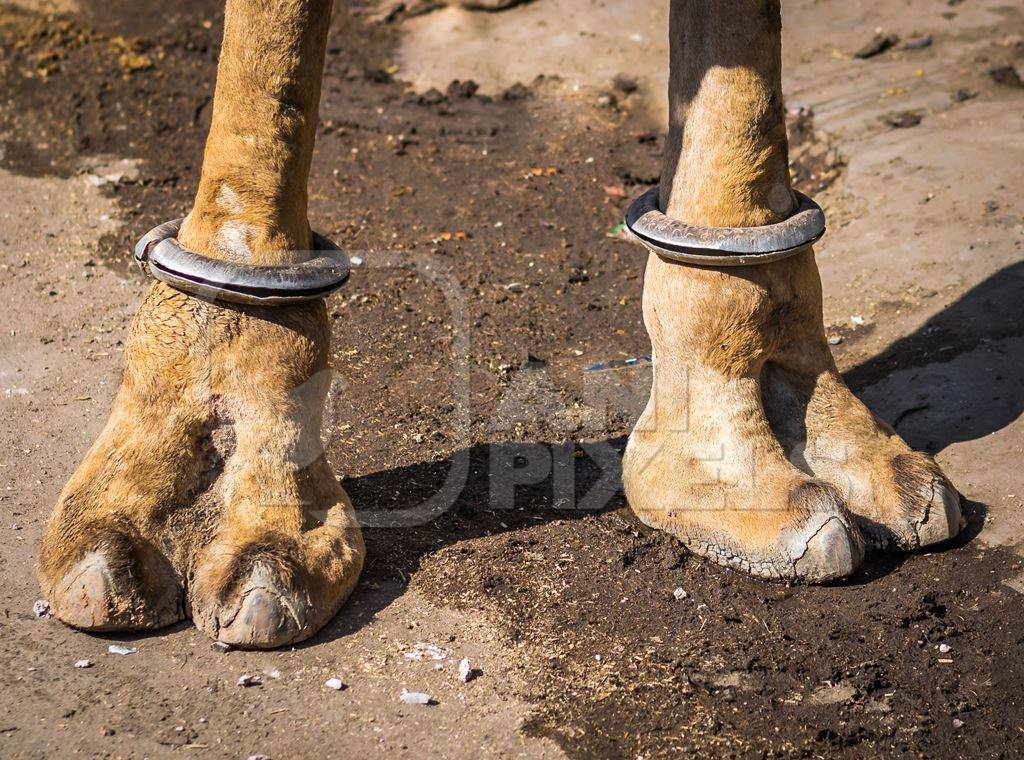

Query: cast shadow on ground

[308,262,1022,645]
[844,260,1024,452]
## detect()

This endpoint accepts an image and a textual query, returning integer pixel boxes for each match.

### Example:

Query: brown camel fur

[622,0,963,581]
[38,0,963,648]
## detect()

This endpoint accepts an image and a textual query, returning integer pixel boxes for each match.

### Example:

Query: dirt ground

[1,0,1023,757]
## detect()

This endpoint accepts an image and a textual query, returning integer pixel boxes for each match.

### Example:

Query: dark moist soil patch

[417,511,1024,759]
[2,2,1018,758]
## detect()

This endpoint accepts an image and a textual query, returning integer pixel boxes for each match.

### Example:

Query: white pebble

[673,588,688,600]
[458,658,477,683]
[324,678,346,691]
[74,659,93,669]
[33,599,51,619]
[107,644,137,656]
[400,688,433,705]
[938,643,952,653]
[237,673,262,687]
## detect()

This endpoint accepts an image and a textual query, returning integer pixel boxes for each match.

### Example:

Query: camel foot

[41,523,184,632]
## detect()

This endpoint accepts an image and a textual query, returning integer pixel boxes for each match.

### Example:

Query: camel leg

[622,0,962,582]
[39,0,364,648]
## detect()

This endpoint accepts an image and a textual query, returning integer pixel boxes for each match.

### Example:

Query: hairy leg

[623,0,961,582]
[39,0,365,647]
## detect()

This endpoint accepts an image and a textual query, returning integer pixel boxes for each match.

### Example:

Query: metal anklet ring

[625,187,826,266]
[134,218,350,306]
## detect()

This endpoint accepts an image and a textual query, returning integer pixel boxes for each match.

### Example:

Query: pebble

[673,588,688,600]
[458,658,477,683]
[74,659,93,669]
[237,674,263,687]
[827,335,843,345]
[400,688,433,705]
[953,718,965,729]
[324,678,346,691]
[939,643,952,653]
[108,644,138,656]
[33,599,52,619]
[211,641,232,654]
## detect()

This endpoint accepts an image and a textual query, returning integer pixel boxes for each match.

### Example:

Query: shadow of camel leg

[39,0,364,648]
[623,0,962,582]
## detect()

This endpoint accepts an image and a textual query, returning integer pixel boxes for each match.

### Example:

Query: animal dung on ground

[237,673,263,687]
[324,678,346,691]
[107,644,138,655]
[400,688,434,705]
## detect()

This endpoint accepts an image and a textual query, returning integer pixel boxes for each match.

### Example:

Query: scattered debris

[807,682,858,705]
[673,588,689,600]
[32,599,51,619]
[404,642,452,661]
[612,74,639,95]
[324,678,347,691]
[502,82,530,100]
[74,659,93,669]
[988,65,1023,89]
[237,674,263,687]
[107,645,138,656]
[854,32,900,59]
[898,35,932,51]
[586,355,652,372]
[880,111,923,129]
[400,688,434,705]
[458,658,480,683]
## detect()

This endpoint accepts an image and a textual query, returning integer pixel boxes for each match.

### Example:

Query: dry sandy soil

[1,0,1023,757]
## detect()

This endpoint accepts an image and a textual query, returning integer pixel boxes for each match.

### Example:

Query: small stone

[880,110,922,129]
[324,678,346,691]
[74,659,93,669]
[33,599,51,619]
[673,587,688,600]
[211,641,232,653]
[939,643,952,653]
[349,256,364,267]
[854,32,900,59]
[989,65,1024,89]
[612,74,639,94]
[502,82,530,101]
[828,335,843,345]
[458,658,479,683]
[953,718,965,729]
[898,35,933,50]
[247,755,270,760]
[107,644,138,656]
[237,673,263,687]
[400,688,433,705]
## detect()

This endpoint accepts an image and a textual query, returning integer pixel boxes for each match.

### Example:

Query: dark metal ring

[625,187,826,266]
[134,218,350,306]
